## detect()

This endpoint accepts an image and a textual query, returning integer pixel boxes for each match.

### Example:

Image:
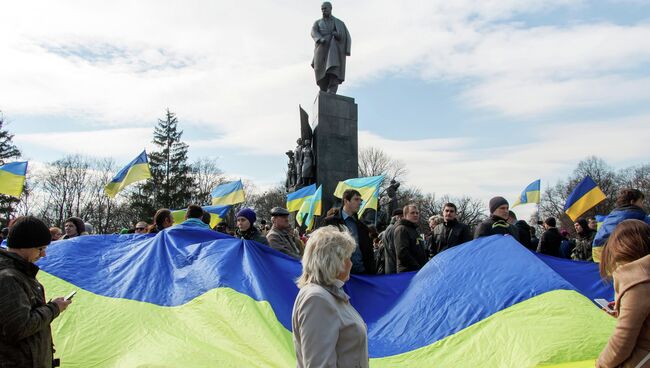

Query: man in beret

[474,196,520,240]
[0,216,72,367]
[266,207,303,259]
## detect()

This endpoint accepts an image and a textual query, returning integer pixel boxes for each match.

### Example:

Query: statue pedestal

[311,91,358,215]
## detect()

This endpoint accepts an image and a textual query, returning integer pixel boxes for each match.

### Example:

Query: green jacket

[0,250,60,368]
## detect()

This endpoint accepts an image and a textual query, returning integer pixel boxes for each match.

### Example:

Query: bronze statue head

[321,2,332,18]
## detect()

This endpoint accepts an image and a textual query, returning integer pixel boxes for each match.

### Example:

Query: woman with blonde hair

[292,225,369,368]
[597,219,650,368]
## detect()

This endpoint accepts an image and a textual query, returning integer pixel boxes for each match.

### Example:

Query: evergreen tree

[0,112,22,225]
[130,109,195,221]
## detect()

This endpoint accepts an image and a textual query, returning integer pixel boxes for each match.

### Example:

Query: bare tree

[617,164,650,212]
[539,156,650,234]
[28,155,140,232]
[358,146,407,184]
[38,155,91,226]
[190,157,224,206]
[246,184,287,222]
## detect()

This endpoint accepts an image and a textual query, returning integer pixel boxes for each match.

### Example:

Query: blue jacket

[593,205,650,248]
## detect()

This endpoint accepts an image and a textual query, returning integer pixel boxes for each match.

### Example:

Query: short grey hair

[296,226,356,288]
[429,215,442,223]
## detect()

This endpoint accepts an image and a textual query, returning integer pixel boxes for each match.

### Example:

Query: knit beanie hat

[65,217,86,234]
[489,196,509,214]
[7,216,51,249]
[236,208,257,225]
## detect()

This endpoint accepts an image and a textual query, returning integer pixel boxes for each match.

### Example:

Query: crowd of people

[1,187,649,367]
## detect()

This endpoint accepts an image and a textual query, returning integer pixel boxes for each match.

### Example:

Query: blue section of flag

[286,184,316,202]
[0,161,28,176]
[201,205,231,218]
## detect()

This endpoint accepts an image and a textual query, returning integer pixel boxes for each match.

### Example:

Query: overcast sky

[2,0,649,218]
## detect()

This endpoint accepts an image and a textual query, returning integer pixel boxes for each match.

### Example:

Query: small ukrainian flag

[296,185,322,230]
[286,184,317,212]
[564,176,606,221]
[333,175,385,216]
[0,161,28,197]
[211,180,245,206]
[512,179,541,207]
[105,151,152,198]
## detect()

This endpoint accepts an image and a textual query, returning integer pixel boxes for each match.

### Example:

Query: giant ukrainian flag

[0,161,27,197]
[211,180,245,206]
[39,231,615,367]
[104,151,151,198]
[513,179,541,207]
[334,175,384,216]
[564,176,607,221]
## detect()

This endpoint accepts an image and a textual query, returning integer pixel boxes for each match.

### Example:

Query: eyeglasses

[135,227,146,231]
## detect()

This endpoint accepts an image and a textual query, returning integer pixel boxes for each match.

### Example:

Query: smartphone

[64,291,77,301]
[594,298,613,313]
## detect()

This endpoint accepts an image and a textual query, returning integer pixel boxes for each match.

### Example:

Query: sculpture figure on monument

[294,138,304,187]
[285,150,297,190]
[311,2,351,94]
[386,179,401,217]
[301,139,315,186]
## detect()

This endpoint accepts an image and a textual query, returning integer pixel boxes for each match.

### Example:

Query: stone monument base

[311,92,358,216]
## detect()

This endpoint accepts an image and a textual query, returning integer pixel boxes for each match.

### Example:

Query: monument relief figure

[386,179,401,217]
[294,138,304,186]
[311,2,351,94]
[285,150,297,190]
[301,139,315,185]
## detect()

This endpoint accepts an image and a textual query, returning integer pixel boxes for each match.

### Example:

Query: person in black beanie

[474,196,519,240]
[0,216,72,367]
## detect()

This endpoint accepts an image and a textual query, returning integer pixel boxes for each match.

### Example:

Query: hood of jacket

[614,254,650,299]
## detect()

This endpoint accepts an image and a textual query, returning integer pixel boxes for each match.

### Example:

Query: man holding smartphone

[0,216,72,367]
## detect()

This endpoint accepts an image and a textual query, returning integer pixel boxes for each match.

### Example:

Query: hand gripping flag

[211,180,245,206]
[0,161,28,197]
[286,184,316,212]
[296,185,322,230]
[564,176,607,221]
[334,175,385,216]
[172,205,231,228]
[512,179,541,207]
[105,151,151,198]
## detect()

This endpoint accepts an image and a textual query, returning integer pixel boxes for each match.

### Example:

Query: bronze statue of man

[311,2,351,94]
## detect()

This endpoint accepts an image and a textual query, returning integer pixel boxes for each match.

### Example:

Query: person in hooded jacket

[571,218,595,261]
[593,189,650,262]
[596,219,650,368]
[234,208,268,245]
